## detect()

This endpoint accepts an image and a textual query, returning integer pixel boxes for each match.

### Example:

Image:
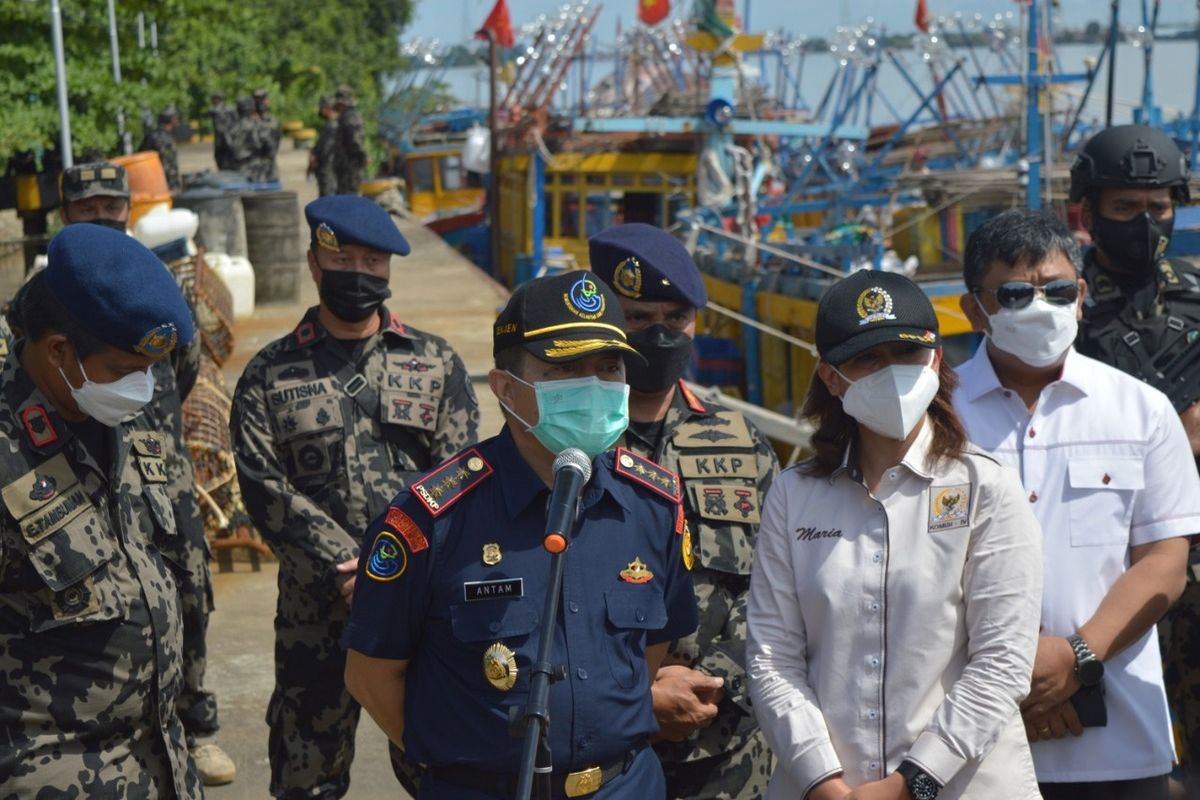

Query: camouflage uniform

[210,103,237,172]
[231,305,480,799]
[226,111,261,181]
[140,126,181,191]
[314,115,340,198]
[334,106,367,195]
[625,381,778,800]
[255,113,282,183]
[0,351,201,798]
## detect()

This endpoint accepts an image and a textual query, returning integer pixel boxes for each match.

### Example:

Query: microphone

[543,448,592,554]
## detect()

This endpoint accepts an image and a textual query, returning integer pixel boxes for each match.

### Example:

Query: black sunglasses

[973,279,1079,310]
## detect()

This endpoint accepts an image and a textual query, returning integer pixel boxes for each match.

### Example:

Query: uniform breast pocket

[272,395,345,483]
[1068,457,1143,547]
[22,507,126,632]
[603,588,668,688]
[450,598,539,693]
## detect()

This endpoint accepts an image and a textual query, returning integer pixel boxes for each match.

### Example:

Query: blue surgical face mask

[503,372,630,457]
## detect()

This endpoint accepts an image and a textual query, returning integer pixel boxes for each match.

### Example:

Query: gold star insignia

[430,485,445,498]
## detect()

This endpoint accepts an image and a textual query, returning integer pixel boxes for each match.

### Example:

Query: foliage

[0,0,414,166]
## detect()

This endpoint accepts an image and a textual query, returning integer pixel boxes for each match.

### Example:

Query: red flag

[476,0,515,49]
[639,0,670,26]
[914,0,930,32]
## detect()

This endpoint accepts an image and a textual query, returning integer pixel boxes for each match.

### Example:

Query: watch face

[1079,658,1104,686]
[911,774,939,800]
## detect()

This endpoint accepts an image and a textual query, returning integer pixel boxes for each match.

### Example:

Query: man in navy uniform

[590,223,779,800]
[344,271,699,799]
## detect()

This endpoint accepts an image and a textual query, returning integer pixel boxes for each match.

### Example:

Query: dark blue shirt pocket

[603,588,668,689]
[449,597,540,695]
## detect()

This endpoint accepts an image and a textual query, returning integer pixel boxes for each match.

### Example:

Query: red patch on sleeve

[385,507,429,553]
[675,503,686,535]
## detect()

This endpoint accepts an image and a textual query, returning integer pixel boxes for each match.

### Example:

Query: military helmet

[1069,124,1190,203]
[60,162,130,203]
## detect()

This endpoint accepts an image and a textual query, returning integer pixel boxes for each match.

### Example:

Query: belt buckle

[344,374,368,397]
[564,766,603,798]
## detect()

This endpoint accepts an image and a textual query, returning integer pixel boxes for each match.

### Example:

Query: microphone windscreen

[552,448,593,483]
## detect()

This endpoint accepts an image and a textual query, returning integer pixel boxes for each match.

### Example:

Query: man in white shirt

[952,208,1198,800]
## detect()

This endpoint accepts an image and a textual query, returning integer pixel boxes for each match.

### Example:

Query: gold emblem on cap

[855,287,896,326]
[613,257,643,299]
[483,642,518,691]
[482,542,502,566]
[468,456,485,472]
[134,323,179,359]
[316,222,340,252]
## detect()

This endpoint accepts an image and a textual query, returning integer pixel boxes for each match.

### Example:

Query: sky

[407,0,1198,46]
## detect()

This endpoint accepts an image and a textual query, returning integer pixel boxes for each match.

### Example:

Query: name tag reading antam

[463,578,524,602]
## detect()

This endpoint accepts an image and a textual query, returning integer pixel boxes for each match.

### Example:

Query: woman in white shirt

[747,270,1044,800]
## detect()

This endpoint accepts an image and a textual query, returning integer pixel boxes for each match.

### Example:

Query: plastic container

[205,252,256,319]
[175,188,248,258]
[242,190,302,303]
[134,207,200,250]
[462,126,490,173]
[111,151,170,196]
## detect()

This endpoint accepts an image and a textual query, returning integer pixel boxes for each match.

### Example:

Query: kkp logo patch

[855,287,896,326]
[613,257,643,299]
[929,484,971,532]
[564,275,605,320]
[365,530,408,581]
[135,323,178,358]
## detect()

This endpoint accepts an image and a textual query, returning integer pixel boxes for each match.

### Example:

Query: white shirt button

[872,552,883,563]
[888,471,898,480]
[867,709,879,720]
[869,761,880,771]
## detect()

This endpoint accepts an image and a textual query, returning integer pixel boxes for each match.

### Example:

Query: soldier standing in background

[590,223,779,800]
[140,106,181,191]
[253,88,282,183]
[231,196,479,799]
[228,96,263,182]
[209,91,236,172]
[309,95,339,197]
[0,225,201,797]
[333,85,367,195]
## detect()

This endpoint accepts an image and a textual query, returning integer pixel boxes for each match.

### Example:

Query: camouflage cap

[335,85,357,105]
[159,106,179,124]
[60,162,130,203]
[252,88,269,99]
[236,96,255,115]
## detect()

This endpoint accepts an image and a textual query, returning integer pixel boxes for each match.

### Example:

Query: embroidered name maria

[269,382,330,406]
[795,526,843,542]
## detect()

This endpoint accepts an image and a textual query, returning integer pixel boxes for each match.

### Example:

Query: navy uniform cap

[816,270,940,365]
[304,196,411,256]
[494,272,646,364]
[45,225,193,358]
[588,223,707,308]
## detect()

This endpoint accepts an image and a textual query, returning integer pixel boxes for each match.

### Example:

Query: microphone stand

[513,450,590,800]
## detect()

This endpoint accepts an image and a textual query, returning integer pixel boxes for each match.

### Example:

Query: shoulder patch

[412,448,493,516]
[385,506,429,553]
[20,405,59,449]
[365,529,408,582]
[677,380,707,413]
[614,448,681,502]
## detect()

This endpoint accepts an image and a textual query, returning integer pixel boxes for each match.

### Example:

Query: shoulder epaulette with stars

[614,448,681,503]
[677,379,707,414]
[412,448,494,516]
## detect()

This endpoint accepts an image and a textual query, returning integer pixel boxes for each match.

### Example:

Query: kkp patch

[134,323,178,358]
[613,257,643,299]
[564,275,605,320]
[385,507,429,553]
[365,530,408,581]
[856,286,896,326]
[929,484,970,532]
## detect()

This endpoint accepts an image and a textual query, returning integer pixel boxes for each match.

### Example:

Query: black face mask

[626,325,693,393]
[1091,211,1174,278]
[319,269,391,323]
[81,218,128,233]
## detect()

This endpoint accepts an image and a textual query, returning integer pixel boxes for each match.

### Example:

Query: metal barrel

[241,190,302,302]
[175,188,248,258]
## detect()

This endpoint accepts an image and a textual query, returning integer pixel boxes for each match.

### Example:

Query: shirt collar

[492,426,548,521]
[284,305,411,351]
[959,340,1090,401]
[829,416,936,484]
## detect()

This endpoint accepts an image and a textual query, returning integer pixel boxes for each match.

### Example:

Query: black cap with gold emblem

[493,272,646,364]
[815,270,940,365]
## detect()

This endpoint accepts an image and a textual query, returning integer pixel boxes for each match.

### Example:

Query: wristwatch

[897,760,940,800]
[1067,633,1104,687]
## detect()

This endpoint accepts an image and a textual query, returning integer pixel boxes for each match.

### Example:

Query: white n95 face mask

[835,359,940,440]
[983,298,1078,368]
[61,360,155,427]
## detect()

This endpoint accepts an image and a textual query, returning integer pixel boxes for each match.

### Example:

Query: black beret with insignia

[588,223,708,308]
[304,195,411,256]
[45,225,193,359]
